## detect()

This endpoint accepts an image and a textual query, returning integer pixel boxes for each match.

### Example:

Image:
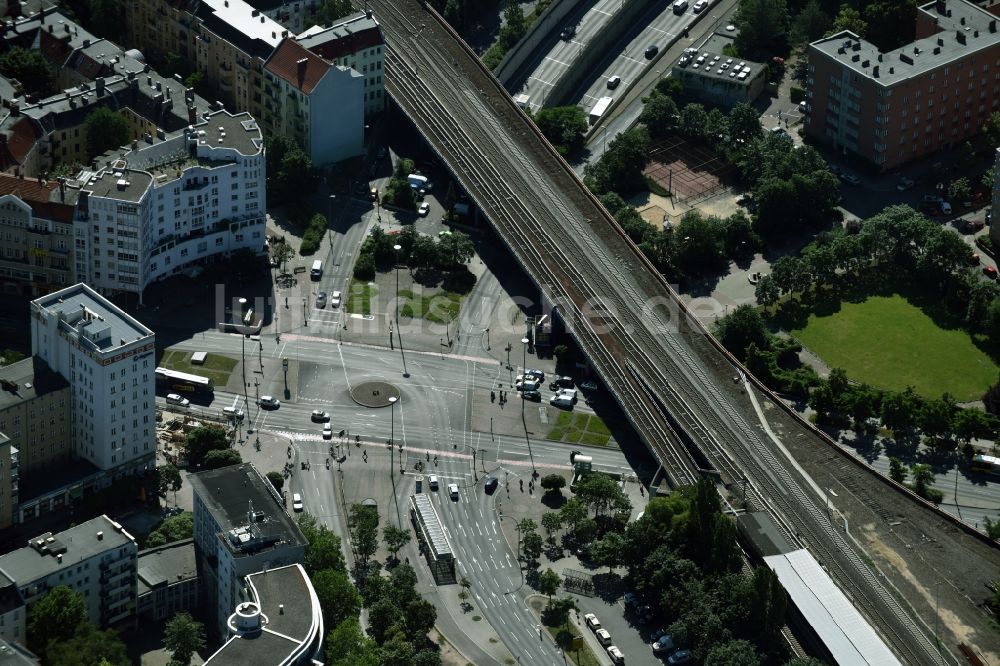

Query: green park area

[399,289,462,324]
[790,294,998,401]
[546,412,613,446]
[159,350,238,386]
[346,279,378,315]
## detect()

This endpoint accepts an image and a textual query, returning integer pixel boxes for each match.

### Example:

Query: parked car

[557,388,578,403]
[580,380,598,391]
[524,368,545,381]
[315,291,327,308]
[897,176,915,191]
[644,44,659,58]
[940,201,953,215]
[584,613,601,631]
[484,476,498,493]
[606,646,625,665]
[668,649,693,664]
[448,483,460,500]
[652,634,675,653]
[292,493,303,511]
[985,265,998,279]
[331,291,342,308]
[166,393,190,407]
[429,475,439,490]
[549,376,574,390]
[923,194,944,203]
[322,424,333,439]
[311,410,330,422]
[550,394,574,409]
[607,75,621,89]
[839,172,861,185]
[595,628,612,646]
[418,202,430,216]
[522,389,542,401]
[259,395,281,409]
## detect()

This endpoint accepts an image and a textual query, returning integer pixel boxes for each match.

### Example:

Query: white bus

[155,367,214,394]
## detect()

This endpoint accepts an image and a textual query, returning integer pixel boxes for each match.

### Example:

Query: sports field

[791,294,998,401]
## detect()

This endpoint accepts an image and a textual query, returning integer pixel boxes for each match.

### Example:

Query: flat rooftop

[189,110,263,158]
[188,464,307,559]
[0,357,69,413]
[137,539,198,597]
[0,636,39,666]
[0,515,134,585]
[83,167,152,203]
[810,0,1000,85]
[32,283,154,352]
[205,564,319,666]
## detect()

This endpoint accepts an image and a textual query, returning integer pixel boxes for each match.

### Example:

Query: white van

[310,260,323,280]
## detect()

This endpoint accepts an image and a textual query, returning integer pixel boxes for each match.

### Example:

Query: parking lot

[572,594,665,666]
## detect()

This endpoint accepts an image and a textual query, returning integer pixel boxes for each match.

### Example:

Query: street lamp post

[520,337,537,478]
[239,298,251,435]
[388,396,398,484]
[393,244,409,378]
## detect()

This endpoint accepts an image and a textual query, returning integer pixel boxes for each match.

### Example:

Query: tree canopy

[84,107,130,161]
[0,47,56,97]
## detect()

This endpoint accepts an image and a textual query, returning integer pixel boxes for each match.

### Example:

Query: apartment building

[296,11,386,117]
[805,0,1000,171]
[205,564,323,665]
[0,515,137,631]
[189,463,307,640]
[0,573,25,649]
[263,38,363,164]
[0,174,78,297]
[136,538,201,622]
[0,358,71,528]
[30,283,156,479]
[75,108,265,297]
[246,0,323,34]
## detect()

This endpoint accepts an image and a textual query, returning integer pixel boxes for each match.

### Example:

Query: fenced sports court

[643,135,734,204]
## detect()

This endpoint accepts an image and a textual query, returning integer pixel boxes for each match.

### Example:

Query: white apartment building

[0,515,137,632]
[74,109,266,298]
[295,11,386,117]
[30,283,156,478]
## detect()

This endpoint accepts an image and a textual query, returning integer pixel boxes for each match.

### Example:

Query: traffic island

[350,380,401,407]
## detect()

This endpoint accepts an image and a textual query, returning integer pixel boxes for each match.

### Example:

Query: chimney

[991,20,997,33]
[260,16,265,23]
[96,530,103,541]
[95,77,105,96]
[296,57,308,81]
[957,30,966,44]
[57,553,62,564]
[59,177,65,202]
[873,65,879,78]
[188,106,197,124]
[935,0,946,13]
[252,9,259,16]
[83,38,90,47]
[10,101,18,116]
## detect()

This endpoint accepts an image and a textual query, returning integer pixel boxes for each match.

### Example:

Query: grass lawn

[790,294,998,401]
[546,411,613,446]
[159,350,237,386]
[347,279,378,315]
[545,623,601,666]
[398,288,463,324]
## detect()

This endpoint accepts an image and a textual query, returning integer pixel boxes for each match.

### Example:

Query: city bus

[970,454,1000,475]
[155,367,214,395]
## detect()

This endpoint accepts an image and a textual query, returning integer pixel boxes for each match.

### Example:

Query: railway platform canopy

[410,494,455,584]
[764,549,901,666]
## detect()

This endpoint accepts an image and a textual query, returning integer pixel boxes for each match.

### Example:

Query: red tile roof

[0,173,74,223]
[39,29,73,69]
[4,117,41,165]
[303,26,382,61]
[264,39,329,95]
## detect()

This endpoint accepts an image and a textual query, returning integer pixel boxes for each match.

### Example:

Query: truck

[589,96,614,125]
[513,93,530,109]
[407,173,431,191]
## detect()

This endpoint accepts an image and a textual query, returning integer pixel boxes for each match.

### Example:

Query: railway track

[369,2,955,663]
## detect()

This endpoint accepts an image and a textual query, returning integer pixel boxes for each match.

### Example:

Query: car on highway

[897,176,915,191]
[429,475,439,490]
[259,395,280,409]
[595,628,612,646]
[524,368,545,381]
[725,23,736,31]
[672,0,688,13]
[418,202,430,216]
[606,646,625,665]
[311,410,330,422]
[484,476,498,493]
[331,290,342,308]
[607,75,621,89]
[522,389,542,401]
[322,424,333,439]
[560,25,575,40]
[515,376,541,391]
[584,613,601,630]
[644,44,659,58]
[692,0,708,11]
[223,406,244,421]
[316,291,327,308]
[166,393,190,407]
[652,634,675,653]
[292,493,303,512]
[448,483,460,500]
[668,649,693,664]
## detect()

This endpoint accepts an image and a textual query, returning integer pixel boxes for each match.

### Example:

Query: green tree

[953,408,991,444]
[639,91,680,139]
[983,375,1000,416]
[382,524,412,562]
[367,597,404,644]
[534,105,589,154]
[297,513,347,574]
[522,531,544,564]
[734,0,790,60]
[544,596,578,627]
[183,425,229,468]
[671,211,727,277]
[863,0,916,51]
[919,396,955,441]
[313,0,354,25]
[754,274,781,309]
[266,471,284,492]
[575,473,628,517]
[704,639,763,666]
[348,504,379,568]
[146,512,194,547]
[880,387,920,433]
[714,304,769,361]
[84,107,130,161]
[590,532,626,572]
[584,127,651,196]
[678,103,709,141]
[984,112,1000,150]
[163,612,205,666]
[948,177,972,203]
[44,627,129,666]
[541,511,563,544]
[910,463,937,499]
[325,618,382,666]
[437,230,475,267]
[559,497,589,533]
[540,474,566,493]
[790,0,830,44]
[538,568,561,600]
[458,576,472,604]
[202,448,242,469]
[828,6,866,37]
[655,76,684,99]
[888,457,908,484]
[0,47,56,96]
[27,586,88,656]
[727,102,763,146]
[158,464,183,502]
[501,0,527,43]
[616,207,658,245]
[983,516,1000,540]
[314,569,362,628]
[90,0,125,39]
[404,598,437,642]
[270,241,295,274]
